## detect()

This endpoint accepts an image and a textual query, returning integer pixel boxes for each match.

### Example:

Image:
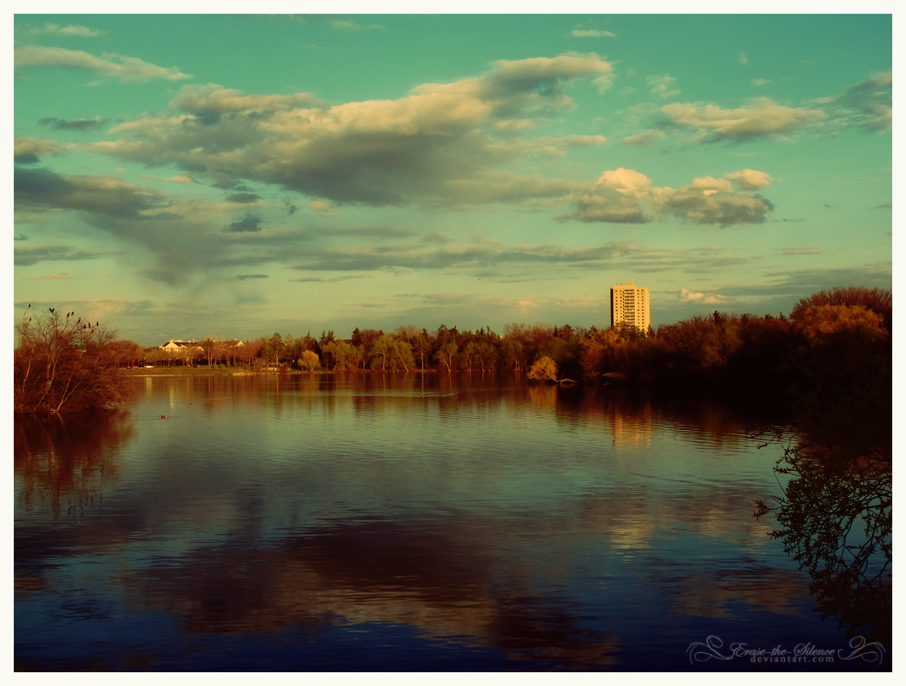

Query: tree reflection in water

[14,410,134,516]
[755,432,891,643]
[755,297,892,646]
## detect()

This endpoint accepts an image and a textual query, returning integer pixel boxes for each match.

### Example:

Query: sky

[12,10,894,347]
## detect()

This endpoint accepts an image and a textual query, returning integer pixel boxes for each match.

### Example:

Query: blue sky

[12,10,893,346]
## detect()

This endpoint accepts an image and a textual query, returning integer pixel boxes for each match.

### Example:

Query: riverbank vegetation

[192,286,890,399]
[15,286,891,412]
[14,308,131,414]
[753,286,892,642]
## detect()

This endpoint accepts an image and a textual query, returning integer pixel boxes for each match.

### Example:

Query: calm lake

[14,373,889,671]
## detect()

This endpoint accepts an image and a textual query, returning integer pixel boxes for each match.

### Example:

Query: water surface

[14,373,887,671]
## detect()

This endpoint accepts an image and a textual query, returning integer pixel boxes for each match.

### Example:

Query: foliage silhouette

[14,308,130,414]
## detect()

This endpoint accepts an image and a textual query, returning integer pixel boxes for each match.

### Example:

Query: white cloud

[557,168,653,224]
[170,83,322,114]
[650,181,774,226]
[84,55,614,208]
[558,169,775,226]
[14,45,191,82]
[659,98,825,141]
[725,169,773,190]
[572,29,616,38]
[42,23,102,37]
[619,130,667,148]
[327,19,384,31]
[680,288,729,305]
[646,75,680,99]
[15,137,63,162]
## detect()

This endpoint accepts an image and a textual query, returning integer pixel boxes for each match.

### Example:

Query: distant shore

[118,367,441,377]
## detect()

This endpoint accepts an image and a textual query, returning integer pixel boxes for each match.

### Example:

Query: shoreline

[118,367,446,377]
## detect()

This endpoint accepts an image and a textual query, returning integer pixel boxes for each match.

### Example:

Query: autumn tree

[435,342,458,372]
[476,340,499,372]
[369,334,393,371]
[528,356,558,382]
[299,349,319,371]
[266,333,286,368]
[792,304,886,343]
[413,329,433,370]
[389,335,415,372]
[106,340,145,368]
[501,339,528,372]
[323,340,361,371]
[241,338,266,370]
[791,286,891,332]
[14,308,129,414]
[460,340,478,371]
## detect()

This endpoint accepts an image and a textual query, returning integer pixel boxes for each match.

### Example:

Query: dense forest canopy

[14,286,892,412]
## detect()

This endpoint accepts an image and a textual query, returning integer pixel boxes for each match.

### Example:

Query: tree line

[14,286,891,413]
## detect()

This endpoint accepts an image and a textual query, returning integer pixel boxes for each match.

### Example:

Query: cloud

[556,168,653,224]
[81,55,614,208]
[776,247,826,256]
[619,130,667,147]
[659,72,889,143]
[14,244,112,267]
[13,164,755,285]
[15,234,29,241]
[724,169,773,190]
[40,117,110,132]
[557,169,775,226]
[280,236,752,276]
[139,173,198,186]
[649,182,774,226]
[14,167,164,217]
[310,201,335,216]
[737,52,748,65]
[646,75,680,99]
[290,274,375,283]
[751,78,770,87]
[819,70,892,133]
[680,288,729,305]
[41,23,102,37]
[225,216,262,233]
[480,53,614,98]
[440,173,582,208]
[572,29,616,38]
[235,274,269,280]
[285,240,619,272]
[14,137,63,164]
[24,273,72,280]
[659,98,825,141]
[327,19,384,31]
[529,134,607,158]
[714,264,891,302]
[169,83,323,119]
[14,45,191,82]
[227,193,261,204]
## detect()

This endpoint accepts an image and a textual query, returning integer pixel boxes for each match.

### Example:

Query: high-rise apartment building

[610,281,650,334]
